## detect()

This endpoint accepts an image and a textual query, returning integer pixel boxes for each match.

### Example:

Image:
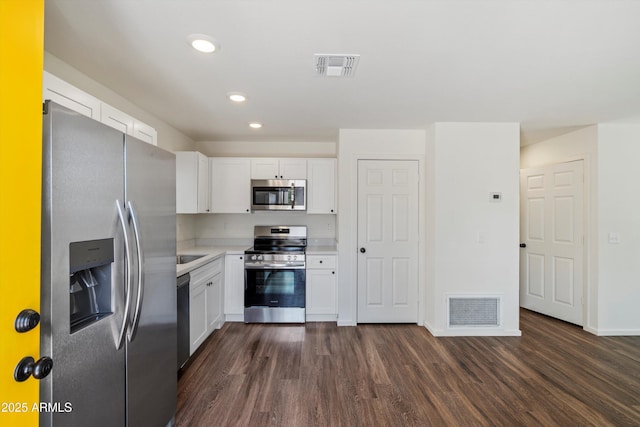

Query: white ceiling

[44,0,640,145]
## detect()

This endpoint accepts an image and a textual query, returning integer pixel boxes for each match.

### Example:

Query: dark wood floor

[177,309,640,426]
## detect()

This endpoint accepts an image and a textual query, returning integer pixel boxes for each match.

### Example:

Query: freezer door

[124,135,177,427]
[41,101,127,427]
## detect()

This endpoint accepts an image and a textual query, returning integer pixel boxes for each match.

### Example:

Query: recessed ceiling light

[187,34,219,53]
[228,92,247,103]
[249,123,262,129]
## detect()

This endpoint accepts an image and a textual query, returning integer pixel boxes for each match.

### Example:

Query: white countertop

[306,245,338,254]
[176,244,338,277]
[176,246,249,276]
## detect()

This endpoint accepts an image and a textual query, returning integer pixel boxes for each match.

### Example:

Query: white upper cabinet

[210,157,251,213]
[43,71,101,119]
[43,71,157,145]
[132,121,158,145]
[307,158,337,214]
[176,151,210,214]
[250,158,307,179]
[100,103,134,134]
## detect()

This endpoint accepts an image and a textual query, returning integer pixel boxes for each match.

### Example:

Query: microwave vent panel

[314,54,360,77]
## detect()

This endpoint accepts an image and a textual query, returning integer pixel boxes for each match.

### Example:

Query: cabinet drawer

[306,255,336,269]
[190,256,223,283]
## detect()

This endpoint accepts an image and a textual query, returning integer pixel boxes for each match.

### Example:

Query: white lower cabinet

[189,280,207,354]
[306,255,337,321]
[189,257,224,355]
[224,254,245,322]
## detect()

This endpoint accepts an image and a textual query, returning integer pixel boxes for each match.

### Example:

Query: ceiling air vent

[314,54,360,77]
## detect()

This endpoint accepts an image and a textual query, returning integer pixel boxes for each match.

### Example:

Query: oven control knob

[257,255,263,261]
[251,255,257,261]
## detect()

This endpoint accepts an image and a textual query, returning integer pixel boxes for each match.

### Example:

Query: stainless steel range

[244,226,307,323]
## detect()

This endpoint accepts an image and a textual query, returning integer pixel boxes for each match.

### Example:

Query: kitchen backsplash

[177,212,336,249]
[196,212,336,239]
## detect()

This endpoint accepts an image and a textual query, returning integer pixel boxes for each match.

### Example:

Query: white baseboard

[224,314,244,322]
[585,326,640,336]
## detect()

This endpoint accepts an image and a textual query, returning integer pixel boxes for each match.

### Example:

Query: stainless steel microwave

[251,179,306,211]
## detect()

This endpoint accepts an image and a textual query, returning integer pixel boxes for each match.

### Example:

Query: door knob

[15,309,40,333]
[360,247,366,253]
[14,356,53,382]
[520,243,527,248]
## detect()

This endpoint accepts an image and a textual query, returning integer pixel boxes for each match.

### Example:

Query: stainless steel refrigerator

[40,101,177,426]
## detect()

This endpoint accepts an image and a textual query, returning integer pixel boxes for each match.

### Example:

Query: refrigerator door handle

[116,200,133,350]
[127,201,145,342]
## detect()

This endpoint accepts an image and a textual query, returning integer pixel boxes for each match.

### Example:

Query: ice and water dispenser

[69,238,114,333]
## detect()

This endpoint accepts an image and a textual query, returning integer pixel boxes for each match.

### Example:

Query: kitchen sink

[176,254,206,265]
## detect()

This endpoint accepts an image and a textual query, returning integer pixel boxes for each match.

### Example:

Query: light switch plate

[608,232,621,244]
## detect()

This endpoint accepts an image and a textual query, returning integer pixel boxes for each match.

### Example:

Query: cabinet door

[189,281,207,354]
[306,269,337,315]
[176,151,208,214]
[279,158,307,179]
[43,71,101,119]
[224,254,245,317]
[251,158,279,179]
[197,153,210,213]
[100,103,134,134]
[210,158,251,213]
[206,273,223,331]
[307,159,337,214]
[132,120,158,145]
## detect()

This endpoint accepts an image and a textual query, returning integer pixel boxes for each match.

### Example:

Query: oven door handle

[244,263,306,270]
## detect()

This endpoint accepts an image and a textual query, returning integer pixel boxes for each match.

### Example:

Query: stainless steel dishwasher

[177,273,190,370]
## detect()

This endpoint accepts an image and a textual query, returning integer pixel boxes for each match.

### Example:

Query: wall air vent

[448,296,501,327]
[314,54,360,77]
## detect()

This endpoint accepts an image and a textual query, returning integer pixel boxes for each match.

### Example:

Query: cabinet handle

[332,271,335,275]
[240,256,243,260]
[319,260,323,264]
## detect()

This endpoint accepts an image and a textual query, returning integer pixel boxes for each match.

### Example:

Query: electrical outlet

[489,192,502,202]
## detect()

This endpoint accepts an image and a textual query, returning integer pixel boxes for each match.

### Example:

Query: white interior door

[357,160,419,323]
[520,160,584,325]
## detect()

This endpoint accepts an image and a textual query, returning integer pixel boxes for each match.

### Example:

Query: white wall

[520,126,599,330]
[596,124,640,335]
[337,129,428,326]
[426,123,521,336]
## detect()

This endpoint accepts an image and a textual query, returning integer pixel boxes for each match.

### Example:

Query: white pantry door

[520,161,584,325]
[357,160,419,323]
